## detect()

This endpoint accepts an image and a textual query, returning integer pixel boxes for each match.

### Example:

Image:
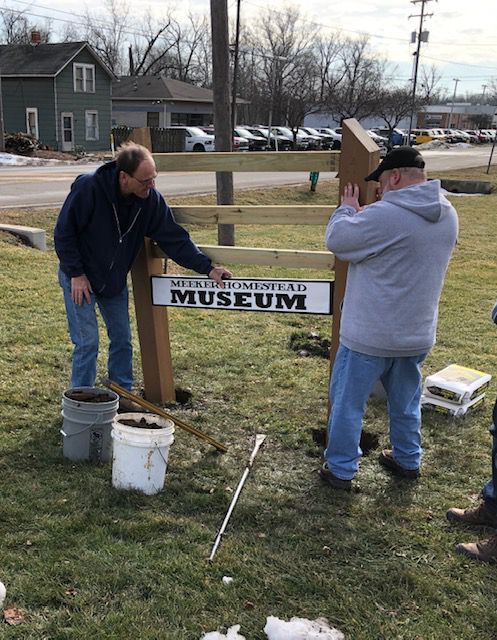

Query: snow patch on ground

[0,152,100,166]
[200,617,345,640]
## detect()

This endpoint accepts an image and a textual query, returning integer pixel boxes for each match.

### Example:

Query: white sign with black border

[151,276,334,315]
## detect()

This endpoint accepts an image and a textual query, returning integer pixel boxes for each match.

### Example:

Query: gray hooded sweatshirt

[325,179,458,357]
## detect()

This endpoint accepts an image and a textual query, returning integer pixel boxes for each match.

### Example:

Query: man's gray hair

[116,142,153,176]
[398,166,426,180]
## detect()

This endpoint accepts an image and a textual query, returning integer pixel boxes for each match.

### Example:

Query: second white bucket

[111,412,175,495]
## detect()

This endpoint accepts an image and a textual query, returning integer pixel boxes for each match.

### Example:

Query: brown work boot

[378,449,420,479]
[456,534,497,564]
[118,396,144,413]
[446,502,497,528]
[319,463,352,492]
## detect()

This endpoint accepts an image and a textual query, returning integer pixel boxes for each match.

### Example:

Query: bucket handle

[60,414,103,438]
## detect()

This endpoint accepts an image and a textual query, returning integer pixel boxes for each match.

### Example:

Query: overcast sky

[3,0,497,97]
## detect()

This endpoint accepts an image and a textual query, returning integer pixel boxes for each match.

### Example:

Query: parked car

[234,126,268,151]
[367,130,389,146]
[271,126,309,150]
[300,127,335,150]
[200,126,249,151]
[411,129,446,145]
[296,128,322,150]
[246,127,292,151]
[461,130,480,144]
[314,127,342,149]
[371,127,414,147]
[166,126,215,152]
[442,129,469,143]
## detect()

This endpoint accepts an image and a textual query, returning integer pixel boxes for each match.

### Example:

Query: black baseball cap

[365,146,425,182]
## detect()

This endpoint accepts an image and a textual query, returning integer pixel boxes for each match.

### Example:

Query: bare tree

[323,36,385,122]
[419,64,447,103]
[374,85,421,145]
[0,8,51,44]
[83,0,130,74]
[314,35,345,103]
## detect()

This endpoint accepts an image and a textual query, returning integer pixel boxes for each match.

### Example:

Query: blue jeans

[481,397,497,514]
[58,269,133,389]
[324,344,427,480]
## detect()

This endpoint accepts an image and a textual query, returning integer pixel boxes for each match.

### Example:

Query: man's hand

[341,183,361,211]
[71,274,92,305]
[208,267,233,289]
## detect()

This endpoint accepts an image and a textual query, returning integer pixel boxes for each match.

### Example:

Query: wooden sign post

[330,119,380,368]
[131,119,380,403]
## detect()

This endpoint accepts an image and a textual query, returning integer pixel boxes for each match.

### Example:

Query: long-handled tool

[102,379,228,453]
[209,433,267,562]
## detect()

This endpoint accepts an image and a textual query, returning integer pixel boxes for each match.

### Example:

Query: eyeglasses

[130,173,157,186]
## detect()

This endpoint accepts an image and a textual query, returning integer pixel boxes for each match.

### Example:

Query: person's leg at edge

[381,353,427,471]
[324,345,385,480]
[97,286,133,390]
[58,268,99,388]
[480,396,497,515]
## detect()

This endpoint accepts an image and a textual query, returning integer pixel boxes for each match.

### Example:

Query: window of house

[85,110,99,140]
[74,63,95,93]
[26,107,39,139]
[147,112,160,127]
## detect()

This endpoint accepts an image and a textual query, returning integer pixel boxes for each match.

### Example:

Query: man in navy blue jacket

[54,142,231,408]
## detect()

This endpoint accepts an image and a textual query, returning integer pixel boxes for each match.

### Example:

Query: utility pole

[230,0,241,132]
[407,0,434,143]
[0,69,5,152]
[210,0,235,246]
[447,78,459,129]
[482,84,488,103]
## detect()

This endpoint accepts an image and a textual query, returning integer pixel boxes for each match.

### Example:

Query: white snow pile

[0,152,68,166]
[0,580,6,609]
[0,152,102,166]
[264,616,345,640]
[417,140,471,151]
[201,625,246,640]
[200,617,345,640]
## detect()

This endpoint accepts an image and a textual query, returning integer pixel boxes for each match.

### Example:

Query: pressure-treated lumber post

[131,238,175,402]
[330,119,380,370]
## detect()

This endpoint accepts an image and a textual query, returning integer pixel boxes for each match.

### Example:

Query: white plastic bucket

[61,387,119,462]
[111,412,175,495]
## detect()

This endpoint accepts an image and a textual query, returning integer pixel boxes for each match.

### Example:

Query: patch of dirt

[175,387,193,405]
[33,149,80,161]
[119,417,162,429]
[289,331,330,358]
[311,427,380,457]
[65,390,115,403]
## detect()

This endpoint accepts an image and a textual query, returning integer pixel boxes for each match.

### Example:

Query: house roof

[113,75,249,104]
[0,41,114,78]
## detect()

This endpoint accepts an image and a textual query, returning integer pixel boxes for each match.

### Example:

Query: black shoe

[378,449,420,479]
[319,463,352,492]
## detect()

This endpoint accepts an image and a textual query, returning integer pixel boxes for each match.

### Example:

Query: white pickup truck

[166,126,215,152]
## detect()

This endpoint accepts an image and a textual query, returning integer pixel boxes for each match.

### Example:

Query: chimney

[30,31,41,46]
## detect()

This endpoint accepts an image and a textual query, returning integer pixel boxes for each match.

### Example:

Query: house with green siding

[0,41,114,152]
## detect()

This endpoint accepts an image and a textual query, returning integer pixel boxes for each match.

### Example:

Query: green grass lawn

[1,168,497,638]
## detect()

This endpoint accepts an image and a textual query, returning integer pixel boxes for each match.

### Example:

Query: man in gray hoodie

[320,147,458,491]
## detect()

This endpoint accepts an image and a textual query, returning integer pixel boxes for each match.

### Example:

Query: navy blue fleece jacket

[54,161,212,297]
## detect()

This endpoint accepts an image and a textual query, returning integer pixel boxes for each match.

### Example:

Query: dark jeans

[482,396,497,514]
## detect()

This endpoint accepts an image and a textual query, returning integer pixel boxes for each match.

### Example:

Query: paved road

[0,146,495,209]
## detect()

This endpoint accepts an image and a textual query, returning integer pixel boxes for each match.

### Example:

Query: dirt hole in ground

[175,387,192,405]
[289,331,330,358]
[311,428,380,456]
